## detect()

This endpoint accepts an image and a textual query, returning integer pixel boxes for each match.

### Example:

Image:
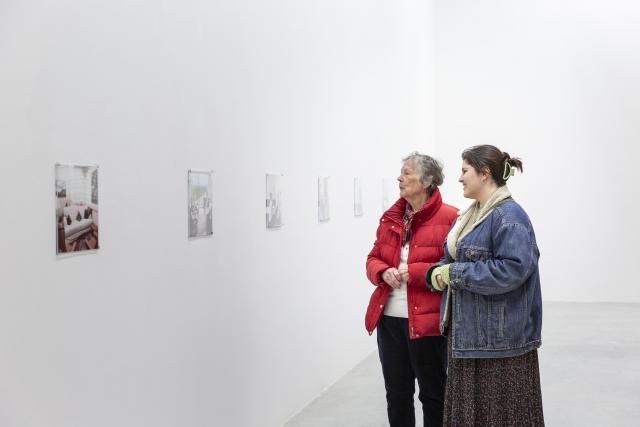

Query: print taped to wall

[188,170,213,238]
[381,178,392,212]
[354,177,363,217]
[318,176,330,222]
[55,164,99,255]
[266,173,283,229]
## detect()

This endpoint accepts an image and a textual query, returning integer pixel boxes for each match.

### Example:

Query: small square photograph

[318,176,330,222]
[188,170,213,238]
[55,164,99,255]
[381,178,391,212]
[266,173,283,229]
[354,177,363,217]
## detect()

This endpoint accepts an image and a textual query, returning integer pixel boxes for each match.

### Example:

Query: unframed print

[55,164,99,255]
[266,173,283,229]
[381,178,391,212]
[354,177,363,217]
[188,170,213,238]
[318,176,330,222]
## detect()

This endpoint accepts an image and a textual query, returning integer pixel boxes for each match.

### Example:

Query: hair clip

[502,162,515,181]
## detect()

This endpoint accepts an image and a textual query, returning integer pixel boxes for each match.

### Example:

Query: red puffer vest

[365,188,457,338]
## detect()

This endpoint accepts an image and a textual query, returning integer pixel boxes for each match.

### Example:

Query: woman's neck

[476,183,498,206]
[406,193,429,212]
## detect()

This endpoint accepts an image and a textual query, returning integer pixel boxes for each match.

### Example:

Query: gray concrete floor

[284,302,640,426]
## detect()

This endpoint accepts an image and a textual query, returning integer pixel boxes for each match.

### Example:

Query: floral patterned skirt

[444,337,545,427]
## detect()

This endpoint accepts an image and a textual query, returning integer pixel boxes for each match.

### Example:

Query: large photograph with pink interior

[55,164,99,254]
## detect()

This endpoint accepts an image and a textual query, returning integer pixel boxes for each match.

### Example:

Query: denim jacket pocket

[490,289,527,347]
[462,246,492,262]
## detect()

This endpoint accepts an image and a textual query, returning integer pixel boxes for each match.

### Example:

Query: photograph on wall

[266,173,283,229]
[318,176,330,222]
[188,170,213,239]
[55,164,99,255]
[381,178,391,212]
[354,177,363,217]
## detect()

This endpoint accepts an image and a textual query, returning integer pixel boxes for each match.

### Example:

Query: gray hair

[402,152,444,195]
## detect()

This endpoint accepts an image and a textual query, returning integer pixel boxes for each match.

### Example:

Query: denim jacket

[427,199,542,359]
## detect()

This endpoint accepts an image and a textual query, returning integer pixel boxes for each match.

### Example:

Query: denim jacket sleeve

[448,222,537,295]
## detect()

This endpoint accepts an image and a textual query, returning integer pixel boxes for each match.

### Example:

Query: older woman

[427,145,545,426]
[365,152,457,427]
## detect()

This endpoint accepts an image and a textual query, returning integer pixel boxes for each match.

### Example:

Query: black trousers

[377,315,447,427]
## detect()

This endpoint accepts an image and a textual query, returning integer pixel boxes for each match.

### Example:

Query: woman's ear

[480,168,491,183]
[424,176,433,190]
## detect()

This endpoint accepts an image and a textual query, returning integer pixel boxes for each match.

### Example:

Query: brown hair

[461,145,523,186]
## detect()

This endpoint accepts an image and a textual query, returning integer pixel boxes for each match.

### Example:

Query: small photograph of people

[266,173,283,229]
[354,177,363,217]
[188,170,213,238]
[318,176,330,222]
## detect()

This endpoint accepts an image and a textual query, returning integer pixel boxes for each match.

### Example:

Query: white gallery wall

[434,0,640,303]
[0,1,436,426]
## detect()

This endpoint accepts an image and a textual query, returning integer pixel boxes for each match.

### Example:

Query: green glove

[430,264,451,291]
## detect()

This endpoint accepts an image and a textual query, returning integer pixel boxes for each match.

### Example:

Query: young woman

[427,145,545,426]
